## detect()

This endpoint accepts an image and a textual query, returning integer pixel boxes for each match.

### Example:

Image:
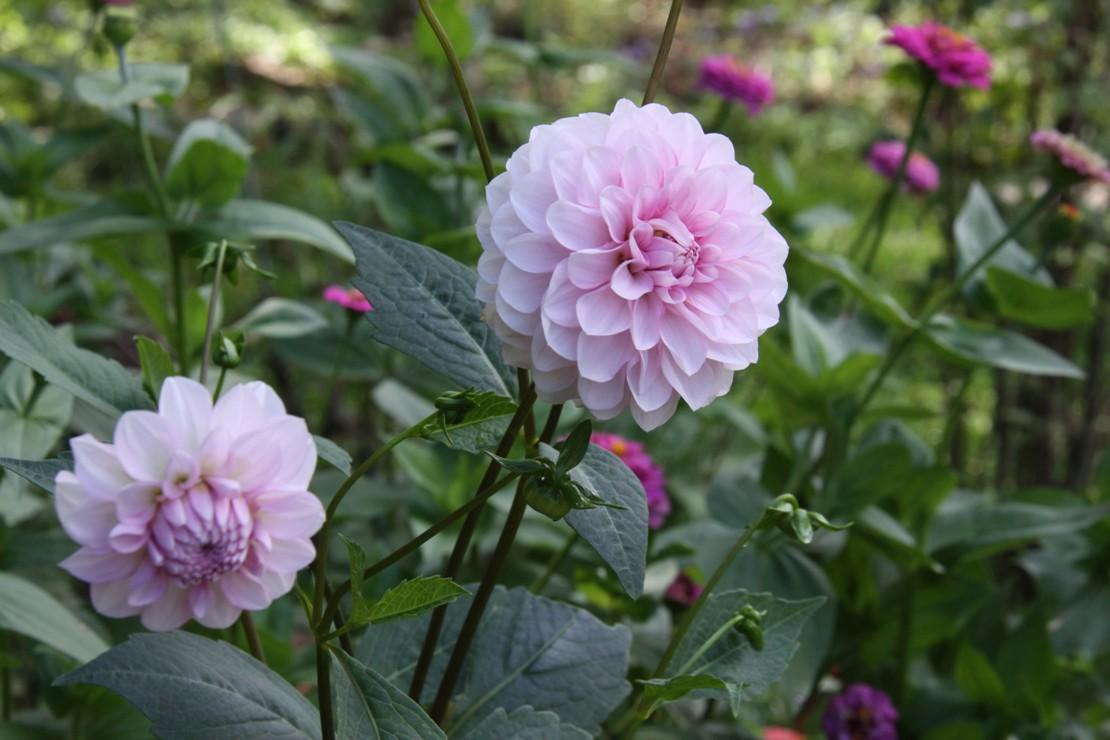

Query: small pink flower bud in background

[590,432,669,528]
[866,140,940,195]
[699,55,775,116]
[763,727,805,740]
[55,378,324,631]
[323,284,374,313]
[886,22,992,90]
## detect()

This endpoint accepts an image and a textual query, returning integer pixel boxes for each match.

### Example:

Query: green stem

[1,631,10,721]
[315,642,335,740]
[169,238,189,374]
[852,184,1064,422]
[319,316,356,434]
[116,46,170,217]
[893,575,915,703]
[530,531,577,593]
[199,240,228,386]
[213,367,228,401]
[416,0,495,181]
[239,612,266,664]
[675,613,747,676]
[642,0,684,105]
[859,76,934,274]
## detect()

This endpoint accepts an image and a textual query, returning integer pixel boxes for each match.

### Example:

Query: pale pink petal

[61,548,140,583]
[576,286,631,336]
[157,377,213,452]
[220,570,271,610]
[55,472,116,548]
[113,410,177,482]
[91,577,142,618]
[70,435,131,500]
[140,583,192,631]
[546,201,612,251]
[263,538,316,573]
[253,491,325,539]
[193,586,241,628]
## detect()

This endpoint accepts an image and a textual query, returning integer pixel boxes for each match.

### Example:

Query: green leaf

[555,419,592,474]
[0,301,152,418]
[955,182,1049,294]
[0,456,70,495]
[415,0,475,64]
[330,48,429,137]
[337,222,516,397]
[792,246,915,330]
[74,63,189,109]
[665,590,825,714]
[923,315,1084,379]
[421,391,516,453]
[365,576,470,625]
[636,675,728,714]
[563,443,649,599]
[314,435,352,475]
[927,494,1110,555]
[822,443,913,517]
[164,119,251,207]
[232,297,328,339]
[56,631,321,739]
[0,201,167,255]
[134,336,174,399]
[200,199,354,263]
[452,706,591,739]
[330,651,445,740]
[372,162,453,239]
[954,642,1007,707]
[0,572,108,663]
[984,267,1094,329]
[358,586,631,734]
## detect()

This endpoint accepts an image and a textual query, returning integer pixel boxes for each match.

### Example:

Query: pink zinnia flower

[590,432,669,528]
[886,22,991,90]
[764,728,805,740]
[476,99,788,431]
[55,378,323,631]
[664,572,704,605]
[699,55,775,116]
[867,140,939,195]
[323,284,374,313]
[1030,129,1110,184]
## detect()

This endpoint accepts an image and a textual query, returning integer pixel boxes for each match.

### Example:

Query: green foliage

[134,335,174,399]
[74,63,190,109]
[984,267,1094,329]
[330,651,444,739]
[0,572,108,663]
[164,119,252,207]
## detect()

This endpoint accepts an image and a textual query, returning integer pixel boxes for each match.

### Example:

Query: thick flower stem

[642,0,684,105]
[857,75,934,274]
[239,611,266,664]
[416,0,495,181]
[315,642,335,740]
[199,240,228,385]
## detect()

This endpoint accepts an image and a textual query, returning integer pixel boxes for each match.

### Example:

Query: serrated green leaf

[331,651,445,740]
[366,576,469,625]
[453,707,591,739]
[422,391,516,453]
[0,572,108,663]
[0,456,70,495]
[134,336,173,399]
[164,119,251,207]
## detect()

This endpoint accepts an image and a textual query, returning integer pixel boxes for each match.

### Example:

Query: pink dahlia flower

[699,55,775,116]
[867,140,939,195]
[886,22,991,90]
[590,432,669,528]
[1030,129,1110,184]
[664,572,704,605]
[55,378,323,631]
[324,284,373,313]
[476,99,788,431]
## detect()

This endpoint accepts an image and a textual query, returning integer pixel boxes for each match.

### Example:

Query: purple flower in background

[1030,129,1110,184]
[591,432,669,528]
[664,572,704,605]
[867,140,939,195]
[822,683,899,740]
[323,284,374,313]
[886,22,991,90]
[699,55,775,116]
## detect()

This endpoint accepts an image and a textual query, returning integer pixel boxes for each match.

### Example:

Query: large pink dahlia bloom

[476,100,788,430]
[55,378,323,631]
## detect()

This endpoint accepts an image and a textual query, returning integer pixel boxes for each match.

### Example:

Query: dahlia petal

[578,375,627,412]
[158,377,213,452]
[210,383,265,440]
[498,262,548,313]
[510,169,557,235]
[113,411,177,483]
[583,147,623,202]
[611,261,653,300]
[91,576,142,618]
[546,201,612,251]
[70,434,131,500]
[225,429,282,493]
[630,394,680,431]
[628,352,674,412]
[660,310,709,375]
[108,520,149,553]
[220,570,272,610]
[661,354,719,409]
[141,583,192,631]
[577,333,633,382]
[567,248,621,290]
[631,297,664,351]
[254,490,325,539]
[599,186,634,242]
[576,286,632,336]
[259,570,296,601]
[503,232,566,274]
[61,547,140,583]
[195,586,241,628]
[128,562,167,607]
[55,472,116,548]
[620,145,665,192]
[263,538,316,573]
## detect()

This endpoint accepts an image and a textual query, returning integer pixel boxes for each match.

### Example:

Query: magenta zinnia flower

[699,55,775,116]
[664,572,704,605]
[55,378,323,631]
[886,22,991,90]
[1030,129,1110,184]
[590,432,669,528]
[822,683,898,740]
[324,284,374,313]
[476,99,788,431]
[867,140,939,195]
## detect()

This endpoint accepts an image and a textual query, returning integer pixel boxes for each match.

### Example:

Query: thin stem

[893,575,915,703]
[416,0,495,181]
[675,613,746,676]
[199,240,228,385]
[239,611,266,664]
[319,316,356,434]
[530,531,577,593]
[407,378,537,701]
[317,472,519,632]
[1,631,10,721]
[642,0,684,105]
[169,239,189,374]
[116,46,170,217]
[430,481,530,725]
[860,76,934,274]
[315,642,335,740]
[213,367,228,401]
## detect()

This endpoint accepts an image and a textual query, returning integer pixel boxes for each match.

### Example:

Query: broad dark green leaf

[357,586,631,734]
[792,246,915,330]
[0,572,108,663]
[164,119,251,207]
[201,199,354,263]
[314,435,352,475]
[563,443,649,599]
[954,182,1050,294]
[927,494,1110,554]
[984,267,1094,329]
[338,222,515,397]
[56,631,321,739]
[331,651,444,740]
[924,315,1084,379]
[665,590,824,714]
[0,201,167,255]
[421,391,516,453]
[0,301,151,417]
[366,576,470,624]
[233,298,328,339]
[0,455,70,495]
[134,336,173,399]
[74,63,189,109]
[452,707,591,739]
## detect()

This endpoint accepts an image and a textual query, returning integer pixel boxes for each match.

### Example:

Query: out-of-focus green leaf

[233,298,328,339]
[955,182,1050,294]
[134,336,173,399]
[0,572,108,663]
[984,267,1094,329]
[954,642,1007,708]
[923,315,1084,378]
[200,199,354,263]
[164,119,251,207]
[792,246,915,330]
[74,63,189,109]
[928,494,1110,554]
[414,0,475,64]
[0,201,166,255]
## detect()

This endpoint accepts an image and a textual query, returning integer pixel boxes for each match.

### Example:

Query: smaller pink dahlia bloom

[55,378,323,631]
[590,432,669,528]
[699,55,775,116]
[886,22,991,90]
[323,284,374,313]
[867,140,939,195]
[664,572,704,605]
[1030,129,1110,184]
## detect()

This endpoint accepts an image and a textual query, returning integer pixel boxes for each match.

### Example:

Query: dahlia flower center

[148,481,253,588]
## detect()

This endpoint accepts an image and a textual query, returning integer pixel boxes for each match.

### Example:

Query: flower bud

[102,5,137,48]
[213,330,244,369]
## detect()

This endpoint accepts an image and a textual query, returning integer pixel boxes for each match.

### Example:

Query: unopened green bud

[213,330,244,369]
[102,5,137,48]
